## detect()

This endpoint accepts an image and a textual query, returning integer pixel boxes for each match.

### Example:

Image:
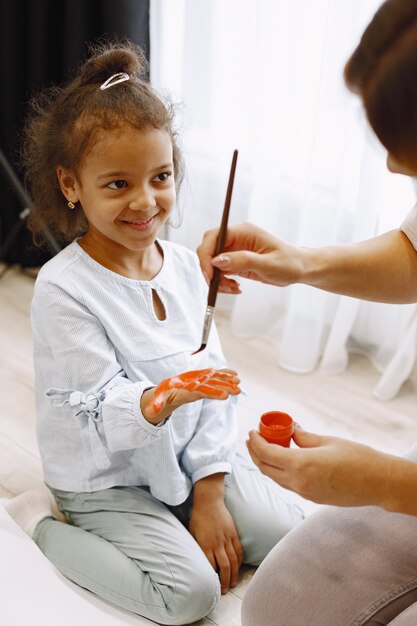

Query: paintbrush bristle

[191,344,206,355]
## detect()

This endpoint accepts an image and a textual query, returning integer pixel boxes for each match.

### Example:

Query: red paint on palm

[149,368,240,415]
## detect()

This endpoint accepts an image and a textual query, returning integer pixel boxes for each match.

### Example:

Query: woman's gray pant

[242,504,417,626]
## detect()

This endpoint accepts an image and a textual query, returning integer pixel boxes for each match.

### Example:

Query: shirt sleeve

[400,202,417,251]
[33,281,168,469]
[180,320,238,483]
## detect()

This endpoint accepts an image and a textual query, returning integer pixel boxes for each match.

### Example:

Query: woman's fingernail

[202,271,210,285]
[213,255,231,267]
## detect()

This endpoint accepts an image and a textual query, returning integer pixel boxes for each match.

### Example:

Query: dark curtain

[0,0,150,267]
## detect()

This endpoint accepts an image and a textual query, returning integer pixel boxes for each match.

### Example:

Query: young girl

[3,42,304,625]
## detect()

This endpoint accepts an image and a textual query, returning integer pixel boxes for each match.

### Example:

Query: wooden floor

[1,263,417,625]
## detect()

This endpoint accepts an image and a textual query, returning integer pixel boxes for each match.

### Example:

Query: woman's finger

[196,229,220,281]
[246,439,293,489]
[247,430,288,470]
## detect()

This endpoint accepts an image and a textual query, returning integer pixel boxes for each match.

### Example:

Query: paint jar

[259,411,294,447]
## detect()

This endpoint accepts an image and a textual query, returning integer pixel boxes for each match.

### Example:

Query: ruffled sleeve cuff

[191,462,232,484]
[102,381,169,451]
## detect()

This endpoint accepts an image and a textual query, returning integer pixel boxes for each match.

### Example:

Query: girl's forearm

[193,473,225,508]
[300,230,417,303]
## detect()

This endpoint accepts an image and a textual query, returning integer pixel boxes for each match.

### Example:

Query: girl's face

[58,125,176,254]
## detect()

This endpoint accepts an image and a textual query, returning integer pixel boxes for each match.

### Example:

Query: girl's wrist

[140,388,173,425]
[193,473,225,507]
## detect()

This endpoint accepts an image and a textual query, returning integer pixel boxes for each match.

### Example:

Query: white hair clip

[100,72,130,91]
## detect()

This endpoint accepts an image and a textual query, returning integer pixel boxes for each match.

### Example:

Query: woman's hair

[344,0,417,170]
[22,40,184,244]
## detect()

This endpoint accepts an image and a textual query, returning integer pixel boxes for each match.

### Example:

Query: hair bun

[345,0,417,91]
[79,40,148,85]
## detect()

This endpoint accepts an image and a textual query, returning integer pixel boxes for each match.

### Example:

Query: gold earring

[67,200,76,210]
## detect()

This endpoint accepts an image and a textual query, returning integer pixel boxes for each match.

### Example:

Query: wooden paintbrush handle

[216,149,238,255]
[208,149,238,307]
[208,267,221,307]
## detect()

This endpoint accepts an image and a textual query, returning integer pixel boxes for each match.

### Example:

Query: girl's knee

[241,505,304,565]
[162,566,220,625]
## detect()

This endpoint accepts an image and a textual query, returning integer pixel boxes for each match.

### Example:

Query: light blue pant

[34,456,304,625]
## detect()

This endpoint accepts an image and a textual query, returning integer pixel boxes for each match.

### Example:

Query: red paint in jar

[259,411,294,447]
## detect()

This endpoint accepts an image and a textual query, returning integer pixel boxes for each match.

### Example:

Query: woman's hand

[141,368,240,423]
[189,474,243,594]
[247,427,395,508]
[196,222,304,293]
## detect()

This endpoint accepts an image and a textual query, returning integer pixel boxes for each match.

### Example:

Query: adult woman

[198,0,417,623]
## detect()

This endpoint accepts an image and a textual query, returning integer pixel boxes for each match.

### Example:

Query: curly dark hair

[344,0,417,170]
[22,40,184,245]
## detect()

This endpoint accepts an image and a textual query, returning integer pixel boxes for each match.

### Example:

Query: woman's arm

[247,427,417,515]
[302,229,417,303]
[197,224,417,304]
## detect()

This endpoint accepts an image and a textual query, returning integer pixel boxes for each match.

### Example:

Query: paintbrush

[192,149,238,355]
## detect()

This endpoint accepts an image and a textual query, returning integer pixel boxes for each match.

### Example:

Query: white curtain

[150,0,417,400]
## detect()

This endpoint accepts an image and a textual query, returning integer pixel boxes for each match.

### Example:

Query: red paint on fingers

[149,368,240,415]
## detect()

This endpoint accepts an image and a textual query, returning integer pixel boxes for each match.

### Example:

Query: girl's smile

[119,213,160,231]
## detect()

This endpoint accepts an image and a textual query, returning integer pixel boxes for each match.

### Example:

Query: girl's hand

[189,499,243,594]
[141,368,240,423]
[247,427,392,508]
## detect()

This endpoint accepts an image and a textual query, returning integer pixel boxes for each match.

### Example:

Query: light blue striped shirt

[31,240,237,505]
